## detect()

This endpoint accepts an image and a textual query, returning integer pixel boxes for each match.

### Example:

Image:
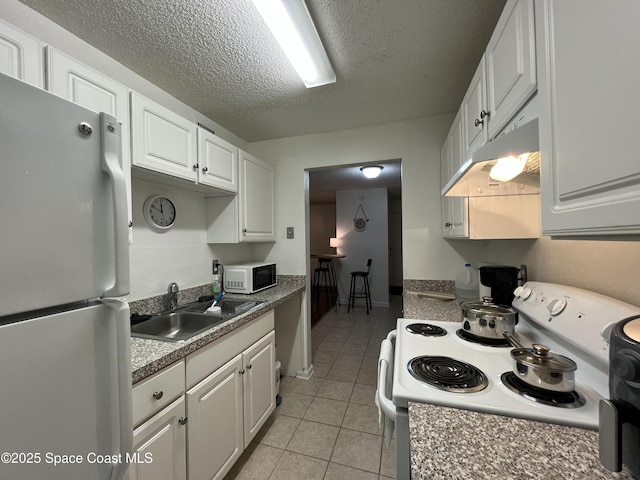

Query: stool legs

[348,273,371,314]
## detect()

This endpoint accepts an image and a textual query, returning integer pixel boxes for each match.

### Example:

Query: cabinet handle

[445,222,452,227]
[246,364,252,370]
[474,118,484,127]
[152,391,164,400]
[202,166,208,173]
[178,417,188,426]
[239,369,245,375]
[242,229,247,234]
[193,163,199,170]
[480,109,490,119]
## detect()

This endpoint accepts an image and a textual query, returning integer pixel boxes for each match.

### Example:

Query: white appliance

[224,262,277,294]
[377,281,640,480]
[0,73,132,479]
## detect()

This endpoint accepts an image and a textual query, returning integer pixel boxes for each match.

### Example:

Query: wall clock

[143,195,176,230]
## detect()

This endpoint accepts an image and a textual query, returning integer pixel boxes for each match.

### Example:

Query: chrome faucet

[168,282,179,310]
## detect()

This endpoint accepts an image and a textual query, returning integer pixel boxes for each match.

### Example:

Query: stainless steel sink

[131,311,225,342]
[131,298,264,342]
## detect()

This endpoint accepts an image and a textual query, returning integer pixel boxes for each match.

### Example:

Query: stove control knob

[546,297,567,316]
[513,286,524,298]
[612,351,640,383]
[520,288,533,300]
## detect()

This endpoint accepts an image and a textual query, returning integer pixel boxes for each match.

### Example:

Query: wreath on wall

[353,204,369,232]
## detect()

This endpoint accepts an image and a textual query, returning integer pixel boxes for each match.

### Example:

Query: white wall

[336,188,389,307]
[130,179,252,300]
[249,115,462,280]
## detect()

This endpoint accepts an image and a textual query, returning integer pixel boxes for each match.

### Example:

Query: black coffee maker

[478,265,520,306]
[600,314,640,476]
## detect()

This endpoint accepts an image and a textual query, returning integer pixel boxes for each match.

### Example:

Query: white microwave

[224,263,277,294]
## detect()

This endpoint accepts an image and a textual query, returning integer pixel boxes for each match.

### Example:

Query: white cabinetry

[0,20,42,88]
[46,48,132,237]
[536,0,640,235]
[206,151,276,243]
[131,92,197,182]
[197,127,238,193]
[462,0,536,159]
[186,312,275,480]
[441,110,469,238]
[131,397,187,480]
[132,360,187,480]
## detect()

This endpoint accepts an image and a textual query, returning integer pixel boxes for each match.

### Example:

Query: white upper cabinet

[536,0,640,235]
[441,109,469,238]
[239,151,276,242]
[485,0,536,138]
[0,20,42,88]
[47,48,132,235]
[131,92,198,182]
[197,127,238,193]
[454,0,537,177]
[462,57,488,161]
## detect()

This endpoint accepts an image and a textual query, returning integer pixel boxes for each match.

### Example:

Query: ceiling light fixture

[360,166,384,179]
[251,0,336,88]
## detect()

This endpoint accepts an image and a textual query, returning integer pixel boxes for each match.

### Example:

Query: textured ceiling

[19,0,506,143]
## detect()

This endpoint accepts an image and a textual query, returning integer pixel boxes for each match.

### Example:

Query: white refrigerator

[0,72,133,479]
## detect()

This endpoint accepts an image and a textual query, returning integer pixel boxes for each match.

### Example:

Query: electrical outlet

[286,227,294,239]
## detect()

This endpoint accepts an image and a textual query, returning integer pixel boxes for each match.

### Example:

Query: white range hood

[443,96,541,197]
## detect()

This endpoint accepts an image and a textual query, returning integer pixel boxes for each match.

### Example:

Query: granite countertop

[130,275,306,384]
[402,292,635,480]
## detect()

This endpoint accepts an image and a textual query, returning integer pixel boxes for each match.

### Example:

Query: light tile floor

[224,295,402,480]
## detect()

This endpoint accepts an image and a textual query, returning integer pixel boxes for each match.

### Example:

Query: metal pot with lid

[504,332,577,392]
[460,297,517,340]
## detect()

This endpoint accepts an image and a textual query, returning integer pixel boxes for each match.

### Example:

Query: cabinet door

[485,0,536,138]
[187,355,243,480]
[242,331,276,447]
[0,20,42,87]
[462,56,488,161]
[131,92,197,182]
[197,127,238,192]
[47,48,132,238]
[239,151,276,242]
[130,397,187,480]
[536,0,640,235]
[441,111,469,239]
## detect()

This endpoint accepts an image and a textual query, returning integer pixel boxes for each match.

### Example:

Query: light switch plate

[286,227,294,239]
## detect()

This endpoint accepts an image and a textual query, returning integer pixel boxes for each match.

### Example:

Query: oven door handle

[377,330,397,421]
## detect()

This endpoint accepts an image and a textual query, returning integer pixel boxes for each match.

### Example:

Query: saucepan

[504,332,577,392]
[460,297,518,340]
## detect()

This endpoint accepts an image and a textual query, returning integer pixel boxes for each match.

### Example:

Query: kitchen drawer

[186,310,274,388]
[133,359,185,426]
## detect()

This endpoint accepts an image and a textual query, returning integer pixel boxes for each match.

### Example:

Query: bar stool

[348,258,372,314]
[313,258,337,311]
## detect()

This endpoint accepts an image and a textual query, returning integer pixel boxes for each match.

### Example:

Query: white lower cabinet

[130,396,187,480]
[185,312,276,480]
[132,360,187,480]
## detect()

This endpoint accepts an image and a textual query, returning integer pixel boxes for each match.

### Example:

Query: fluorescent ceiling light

[360,166,383,179]
[251,0,336,88]
[489,153,530,182]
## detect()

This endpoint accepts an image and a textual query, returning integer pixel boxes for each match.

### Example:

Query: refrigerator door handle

[101,298,133,480]
[100,112,130,298]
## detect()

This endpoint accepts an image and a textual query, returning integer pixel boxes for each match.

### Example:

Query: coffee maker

[600,314,640,476]
[478,265,520,306]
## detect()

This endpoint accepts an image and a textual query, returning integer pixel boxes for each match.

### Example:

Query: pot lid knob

[482,296,493,305]
[532,344,551,357]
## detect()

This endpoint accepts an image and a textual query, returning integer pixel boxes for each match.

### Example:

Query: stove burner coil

[456,329,511,347]
[501,372,585,408]
[406,323,447,337]
[408,356,488,393]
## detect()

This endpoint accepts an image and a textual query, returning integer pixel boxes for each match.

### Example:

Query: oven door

[376,330,410,480]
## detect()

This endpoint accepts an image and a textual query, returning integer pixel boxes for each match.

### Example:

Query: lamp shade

[329,237,338,248]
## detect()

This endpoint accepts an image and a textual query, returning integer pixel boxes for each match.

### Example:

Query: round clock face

[143,196,176,230]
